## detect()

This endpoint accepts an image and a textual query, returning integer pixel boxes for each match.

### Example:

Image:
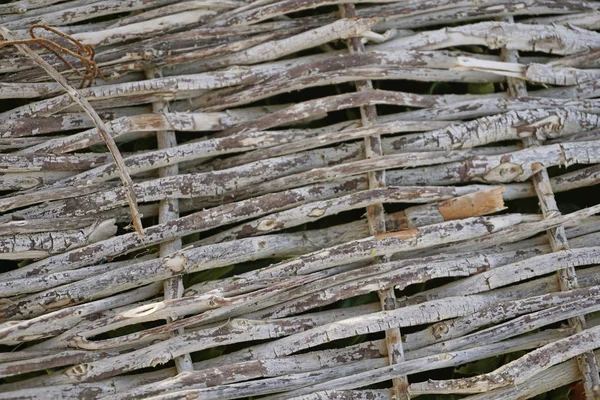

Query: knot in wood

[432,322,449,339]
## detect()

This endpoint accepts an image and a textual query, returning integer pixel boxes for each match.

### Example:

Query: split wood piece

[0,213,537,321]
[114,360,389,400]
[401,230,600,304]
[242,246,544,321]
[108,1,241,28]
[197,49,503,109]
[0,177,369,280]
[522,11,600,30]
[197,274,600,372]
[404,264,600,349]
[363,0,594,31]
[0,213,373,299]
[236,327,579,399]
[390,97,600,122]
[200,187,505,244]
[11,147,501,221]
[0,81,62,98]
[233,141,600,201]
[200,67,500,110]
[194,227,600,298]
[289,391,391,400]
[58,303,378,382]
[0,26,144,235]
[409,285,600,359]
[0,366,175,397]
[246,246,600,321]
[0,18,374,121]
[28,123,370,189]
[208,203,600,296]
[9,159,597,224]
[0,152,115,172]
[376,21,600,55]
[0,219,117,260]
[193,214,538,298]
[8,148,368,220]
[455,57,600,86]
[0,255,156,298]
[502,33,600,399]
[2,19,311,81]
[0,217,105,236]
[108,344,387,399]
[59,295,573,384]
[427,293,600,362]
[383,140,600,187]
[212,89,483,136]
[0,277,337,377]
[0,136,49,151]
[215,108,599,171]
[0,282,162,346]
[145,67,192,373]
[110,361,388,399]
[0,181,119,215]
[463,350,600,399]
[533,78,600,100]
[3,0,182,30]
[13,110,322,160]
[174,16,377,70]
[0,106,149,138]
[152,331,572,400]
[0,170,75,190]
[60,9,219,47]
[407,324,600,395]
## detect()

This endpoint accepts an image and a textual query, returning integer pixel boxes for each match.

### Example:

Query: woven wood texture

[0,1,600,399]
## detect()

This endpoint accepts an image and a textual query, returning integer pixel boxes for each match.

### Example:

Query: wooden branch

[377,21,600,55]
[455,56,600,86]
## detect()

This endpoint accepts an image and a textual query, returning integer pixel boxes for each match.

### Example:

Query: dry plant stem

[145,68,193,373]
[0,26,144,236]
[502,31,600,398]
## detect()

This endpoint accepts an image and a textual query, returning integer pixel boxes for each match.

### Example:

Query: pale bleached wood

[407,324,600,395]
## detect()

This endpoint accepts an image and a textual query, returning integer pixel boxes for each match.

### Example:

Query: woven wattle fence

[0,1,600,399]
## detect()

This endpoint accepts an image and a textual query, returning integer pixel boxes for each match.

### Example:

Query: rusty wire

[0,24,101,88]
